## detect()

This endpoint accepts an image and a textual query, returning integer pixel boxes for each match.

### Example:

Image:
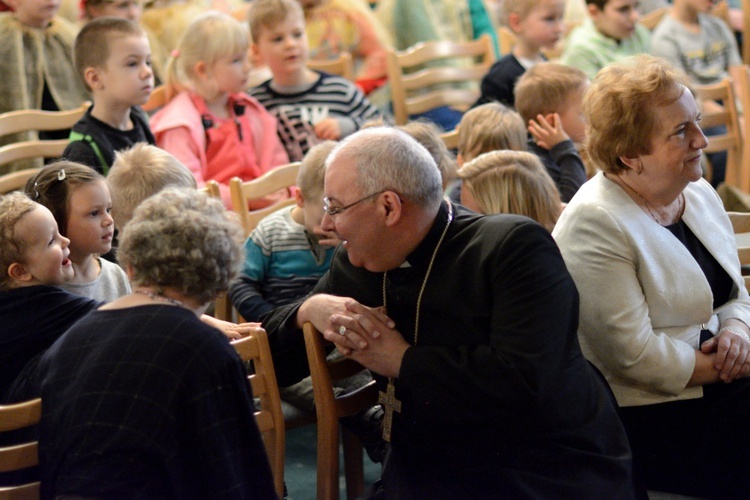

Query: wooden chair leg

[317,411,340,500]
[342,428,365,500]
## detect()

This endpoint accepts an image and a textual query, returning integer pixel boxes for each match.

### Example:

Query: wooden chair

[0,398,42,499]
[142,85,170,113]
[231,331,285,498]
[639,6,668,30]
[0,102,91,174]
[0,168,40,195]
[439,129,459,150]
[229,162,301,236]
[693,78,743,186]
[302,322,380,500]
[308,52,355,81]
[0,102,90,139]
[197,179,221,199]
[729,65,750,193]
[727,211,750,290]
[386,34,496,125]
[743,0,750,66]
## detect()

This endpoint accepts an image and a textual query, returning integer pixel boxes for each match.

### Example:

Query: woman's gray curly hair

[118,187,245,304]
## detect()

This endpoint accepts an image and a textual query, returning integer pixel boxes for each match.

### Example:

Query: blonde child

[0,0,90,173]
[249,0,381,161]
[150,11,290,207]
[514,62,589,202]
[0,192,100,401]
[107,143,196,230]
[448,102,527,203]
[396,121,458,191]
[458,150,562,232]
[63,17,156,174]
[476,0,565,107]
[229,140,338,323]
[25,162,130,302]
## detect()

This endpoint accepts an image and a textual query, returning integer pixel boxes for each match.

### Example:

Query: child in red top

[150,11,289,207]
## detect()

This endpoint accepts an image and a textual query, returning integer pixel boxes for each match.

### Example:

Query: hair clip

[57,169,66,181]
[171,49,180,58]
[33,182,40,200]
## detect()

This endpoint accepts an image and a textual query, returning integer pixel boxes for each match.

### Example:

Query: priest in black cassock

[263,128,636,498]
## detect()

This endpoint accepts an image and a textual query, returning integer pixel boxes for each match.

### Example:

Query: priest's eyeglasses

[323,191,386,218]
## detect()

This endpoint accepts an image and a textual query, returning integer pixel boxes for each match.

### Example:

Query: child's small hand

[313,226,341,247]
[314,118,342,140]
[528,113,569,150]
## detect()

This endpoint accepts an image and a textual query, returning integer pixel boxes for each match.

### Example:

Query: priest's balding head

[321,128,444,272]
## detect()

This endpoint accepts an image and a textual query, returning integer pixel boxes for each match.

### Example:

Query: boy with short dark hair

[514,62,589,202]
[63,17,155,175]
[561,0,650,79]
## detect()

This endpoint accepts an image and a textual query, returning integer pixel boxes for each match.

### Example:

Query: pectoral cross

[378,378,401,442]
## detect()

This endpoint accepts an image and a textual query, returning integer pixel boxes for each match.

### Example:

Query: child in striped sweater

[248,0,381,161]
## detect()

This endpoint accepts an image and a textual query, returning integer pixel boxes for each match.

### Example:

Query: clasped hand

[700,321,750,383]
[298,294,410,378]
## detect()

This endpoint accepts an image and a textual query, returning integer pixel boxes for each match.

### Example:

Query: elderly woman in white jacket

[553,54,750,499]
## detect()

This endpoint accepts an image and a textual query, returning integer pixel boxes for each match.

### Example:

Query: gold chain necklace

[377,200,453,442]
[618,176,684,226]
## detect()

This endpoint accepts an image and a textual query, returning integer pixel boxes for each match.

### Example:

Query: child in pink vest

[150,12,289,207]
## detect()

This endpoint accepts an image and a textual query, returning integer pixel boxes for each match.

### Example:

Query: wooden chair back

[302,322,380,500]
[693,78,742,186]
[231,331,285,498]
[142,85,171,113]
[440,129,459,150]
[0,168,40,195]
[0,102,91,174]
[0,398,42,499]
[197,179,221,200]
[639,7,668,30]
[0,103,90,137]
[386,34,496,125]
[229,162,301,236]
[729,65,750,192]
[308,52,355,81]
[727,211,750,291]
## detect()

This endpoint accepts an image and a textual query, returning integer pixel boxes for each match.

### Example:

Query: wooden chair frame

[0,102,91,173]
[729,65,750,193]
[639,7,668,30]
[727,211,750,291]
[308,52,355,81]
[387,34,496,125]
[303,322,379,500]
[229,162,301,236]
[142,85,170,113]
[0,398,42,499]
[439,129,459,150]
[231,331,285,498]
[0,168,41,195]
[0,102,91,137]
[694,78,742,186]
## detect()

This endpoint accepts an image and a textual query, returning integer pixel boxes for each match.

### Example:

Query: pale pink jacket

[150,91,289,207]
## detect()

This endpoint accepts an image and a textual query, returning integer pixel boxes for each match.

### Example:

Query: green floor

[284,425,381,500]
